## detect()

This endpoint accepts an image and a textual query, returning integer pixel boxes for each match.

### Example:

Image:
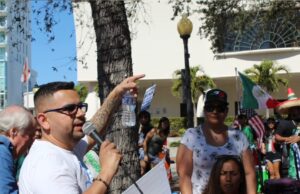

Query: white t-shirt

[181,126,249,194]
[19,137,93,194]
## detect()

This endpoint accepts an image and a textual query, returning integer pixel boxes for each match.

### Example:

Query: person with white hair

[0,105,37,194]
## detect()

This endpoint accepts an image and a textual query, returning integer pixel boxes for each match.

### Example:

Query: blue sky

[31,1,77,85]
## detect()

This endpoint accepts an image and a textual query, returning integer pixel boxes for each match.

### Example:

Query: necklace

[202,125,227,146]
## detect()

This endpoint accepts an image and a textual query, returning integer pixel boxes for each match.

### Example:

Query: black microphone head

[83,121,97,135]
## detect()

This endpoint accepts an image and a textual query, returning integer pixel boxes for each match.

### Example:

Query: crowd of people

[175,88,300,194]
[1,73,300,194]
[137,110,173,179]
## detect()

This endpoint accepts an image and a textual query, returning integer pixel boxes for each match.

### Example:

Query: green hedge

[225,116,235,126]
[152,117,186,137]
[169,141,181,147]
[152,117,186,131]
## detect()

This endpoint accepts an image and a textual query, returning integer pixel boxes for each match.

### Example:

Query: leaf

[52,67,58,72]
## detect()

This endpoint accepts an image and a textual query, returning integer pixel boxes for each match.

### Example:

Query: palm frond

[244,60,289,93]
[171,66,216,102]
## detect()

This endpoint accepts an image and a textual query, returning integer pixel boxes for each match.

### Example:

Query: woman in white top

[176,89,257,194]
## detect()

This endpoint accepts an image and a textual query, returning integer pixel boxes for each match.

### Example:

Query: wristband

[94,176,109,189]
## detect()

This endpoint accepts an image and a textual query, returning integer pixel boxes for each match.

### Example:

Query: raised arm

[87,74,145,148]
[84,140,122,194]
[260,143,266,155]
[275,133,289,143]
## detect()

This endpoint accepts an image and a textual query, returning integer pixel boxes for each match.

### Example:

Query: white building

[1,0,32,109]
[73,1,300,117]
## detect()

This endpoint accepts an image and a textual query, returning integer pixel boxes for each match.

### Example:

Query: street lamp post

[177,15,194,128]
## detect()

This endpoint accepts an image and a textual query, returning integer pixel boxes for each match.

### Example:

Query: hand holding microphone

[83,121,104,146]
[83,121,122,184]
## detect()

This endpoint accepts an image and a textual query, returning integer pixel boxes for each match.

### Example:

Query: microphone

[83,121,103,146]
[83,120,142,191]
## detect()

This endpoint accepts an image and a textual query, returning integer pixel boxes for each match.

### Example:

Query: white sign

[122,160,171,194]
[141,84,156,111]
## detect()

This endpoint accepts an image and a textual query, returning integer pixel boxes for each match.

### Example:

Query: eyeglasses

[204,105,227,113]
[43,102,88,115]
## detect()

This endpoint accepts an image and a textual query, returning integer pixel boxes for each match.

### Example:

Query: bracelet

[94,176,109,189]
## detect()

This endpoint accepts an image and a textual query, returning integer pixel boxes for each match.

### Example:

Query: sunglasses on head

[204,105,227,113]
[43,102,88,115]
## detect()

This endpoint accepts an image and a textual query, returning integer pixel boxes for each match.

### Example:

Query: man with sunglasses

[176,89,257,194]
[19,74,144,194]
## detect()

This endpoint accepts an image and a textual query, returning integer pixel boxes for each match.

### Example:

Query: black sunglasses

[204,105,227,113]
[43,102,88,115]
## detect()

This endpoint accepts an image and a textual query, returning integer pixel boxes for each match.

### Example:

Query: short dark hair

[267,117,276,123]
[158,117,170,136]
[158,117,169,127]
[34,82,75,110]
[138,110,151,120]
[202,155,246,194]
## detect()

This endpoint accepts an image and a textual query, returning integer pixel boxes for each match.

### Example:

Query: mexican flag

[239,72,279,109]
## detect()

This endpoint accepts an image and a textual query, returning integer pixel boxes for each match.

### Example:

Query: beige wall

[138,79,180,118]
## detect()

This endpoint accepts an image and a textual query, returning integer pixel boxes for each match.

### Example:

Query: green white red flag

[238,72,279,109]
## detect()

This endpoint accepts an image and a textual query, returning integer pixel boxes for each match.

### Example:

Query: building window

[223,17,300,52]
[232,18,300,51]
[0,93,5,108]
[0,77,5,92]
[0,61,5,77]
[0,16,5,27]
[0,32,5,43]
[0,1,5,11]
[0,48,5,60]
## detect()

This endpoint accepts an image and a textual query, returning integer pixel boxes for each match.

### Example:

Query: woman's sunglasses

[204,105,227,113]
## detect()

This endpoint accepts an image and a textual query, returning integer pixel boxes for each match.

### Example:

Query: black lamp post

[177,15,194,128]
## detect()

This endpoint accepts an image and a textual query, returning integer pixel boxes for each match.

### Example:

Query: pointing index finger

[127,74,145,82]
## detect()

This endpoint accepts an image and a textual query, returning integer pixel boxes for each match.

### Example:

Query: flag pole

[26,78,29,109]
[235,67,240,115]
[26,57,29,109]
[22,57,30,109]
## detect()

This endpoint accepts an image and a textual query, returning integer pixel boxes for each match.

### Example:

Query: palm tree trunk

[266,109,270,118]
[193,102,197,127]
[89,1,140,193]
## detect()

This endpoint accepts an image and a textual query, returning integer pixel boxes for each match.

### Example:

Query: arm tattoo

[90,89,122,134]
